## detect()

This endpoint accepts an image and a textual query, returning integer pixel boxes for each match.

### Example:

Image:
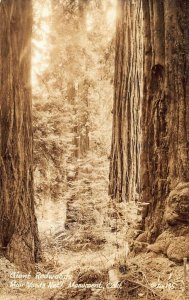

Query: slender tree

[110,0,189,254]
[0,0,41,271]
[51,0,90,159]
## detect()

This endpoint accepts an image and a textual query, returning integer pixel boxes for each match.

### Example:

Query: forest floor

[0,154,189,300]
[1,234,188,300]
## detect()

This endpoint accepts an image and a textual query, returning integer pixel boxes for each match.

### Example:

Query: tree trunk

[109,0,143,202]
[77,79,90,158]
[139,0,189,247]
[110,0,189,260]
[0,0,41,271]
[77,0,90,158]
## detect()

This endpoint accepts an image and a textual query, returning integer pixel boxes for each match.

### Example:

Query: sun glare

[41,23,50,34]
[106,7,117,27]
[42,6,51,17]
[86,14,94,32]
[32,1,51,87]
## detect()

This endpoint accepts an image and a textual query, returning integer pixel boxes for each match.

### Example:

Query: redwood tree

[109,0,143,203]
[51,0,90,159]
[110,0,189,259]
[140,0,189,250]
[0,0,40,271]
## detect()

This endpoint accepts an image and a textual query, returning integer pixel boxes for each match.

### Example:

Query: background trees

[0,0,40,271]
[1,0,188,276]
[32,0,115,232]
[0,0,189,299]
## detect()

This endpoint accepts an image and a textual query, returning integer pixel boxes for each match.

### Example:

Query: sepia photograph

[0,0,189,299]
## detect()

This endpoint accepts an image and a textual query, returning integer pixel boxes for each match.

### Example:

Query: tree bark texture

[0,0,41,271]
[109,0,143,202]
[110,0,189,252]
[140,0,189,244]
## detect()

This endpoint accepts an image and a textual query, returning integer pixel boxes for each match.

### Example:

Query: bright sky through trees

[32,0,52,86]
[32,0,117,87]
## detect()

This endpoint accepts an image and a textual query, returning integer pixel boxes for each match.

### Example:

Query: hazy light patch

[41,22,50,34]
[32,39,46,50]
[41,5,51,17]
[86,14,94,32]
[106,7,117,27]
[32,1,51,87]
[32,52,43,64]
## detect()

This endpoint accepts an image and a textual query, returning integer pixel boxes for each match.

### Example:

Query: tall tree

[109,0,143,202]
[140,0,189,246]
[0,0,40,271]
[110,0,189,257]
[51,0,90,160]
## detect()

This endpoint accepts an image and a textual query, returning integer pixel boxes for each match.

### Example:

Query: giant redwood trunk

[110,0,189,260]
[109,0,143,202]
[139,0,189,256]
[0,0,41,270]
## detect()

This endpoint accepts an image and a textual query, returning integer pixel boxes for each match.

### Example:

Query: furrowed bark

[0,0,41,271]
[110,0,189,259]
[109,0,143,202]
[140,0,189,243]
